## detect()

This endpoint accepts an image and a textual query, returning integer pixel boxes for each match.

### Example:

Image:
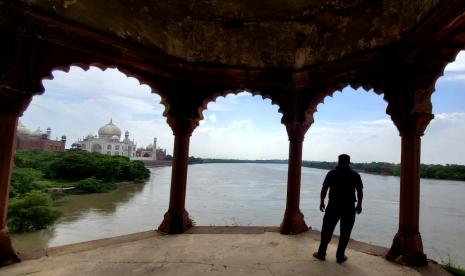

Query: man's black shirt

[322,165,363,206]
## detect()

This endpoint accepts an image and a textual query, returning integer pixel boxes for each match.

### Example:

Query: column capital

[284,122,311,143]
[0,87,32,116]
[391,112,433,137]
[167,117,199,137]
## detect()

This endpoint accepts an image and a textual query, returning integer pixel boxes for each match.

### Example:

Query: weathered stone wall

[16,137,65,152]
[19,0,443,68]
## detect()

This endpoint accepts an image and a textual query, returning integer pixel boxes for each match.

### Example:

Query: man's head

[338,154,350,166]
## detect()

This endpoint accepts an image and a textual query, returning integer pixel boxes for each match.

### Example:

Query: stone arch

[304,81,387,126]
[91,143,102,153]
[37,63,172,118]
[196,87,285,123]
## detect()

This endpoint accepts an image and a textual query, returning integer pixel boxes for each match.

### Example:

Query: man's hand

[319,202,326,212]
[355,204,362,214]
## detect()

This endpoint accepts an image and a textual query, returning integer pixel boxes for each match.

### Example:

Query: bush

[7,191,61,233]
[442,263,465,276]
[75,177,116,193]
[46,152,97,180]
[10,167,44,197]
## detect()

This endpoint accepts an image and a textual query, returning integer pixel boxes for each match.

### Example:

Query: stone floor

[0,227,449,276]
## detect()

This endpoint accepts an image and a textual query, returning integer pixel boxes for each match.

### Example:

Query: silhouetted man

[313,154,363,263]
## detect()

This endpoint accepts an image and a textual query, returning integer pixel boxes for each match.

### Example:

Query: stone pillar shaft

[280,123,309,234]
[168,133,190,211]
[386,111,432,266]
[387,133,427,265]
[0,114,18,229]
[399,134,421,235]
[0,88,31,265]
[158,118,196,234]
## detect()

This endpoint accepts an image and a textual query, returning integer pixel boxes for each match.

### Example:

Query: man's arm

[355,174,363,214]
[355,187,363,214]
[320,185,329,212]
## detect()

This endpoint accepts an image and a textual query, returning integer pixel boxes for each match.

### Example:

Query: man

[313,154,363,263]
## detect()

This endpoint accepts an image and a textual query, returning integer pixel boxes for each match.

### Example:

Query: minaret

[124,131,129,142]
[153,137,157,160]
[61,135,67,150]
[46,127,52,139]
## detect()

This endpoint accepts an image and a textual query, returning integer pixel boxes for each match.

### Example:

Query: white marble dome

[98,119,122,138]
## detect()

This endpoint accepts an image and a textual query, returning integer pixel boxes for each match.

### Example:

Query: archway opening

[10,65,174,251]
[420,50,465,267]
[188,91,288,226]
[302,87,400,251]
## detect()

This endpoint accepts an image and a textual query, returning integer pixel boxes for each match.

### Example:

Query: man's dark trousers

[317,202,356,259]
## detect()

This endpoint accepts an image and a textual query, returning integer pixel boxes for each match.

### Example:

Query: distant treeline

[302,161,465,181]
[193,158,465,181]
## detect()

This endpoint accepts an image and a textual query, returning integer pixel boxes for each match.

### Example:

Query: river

[11,163,465,266]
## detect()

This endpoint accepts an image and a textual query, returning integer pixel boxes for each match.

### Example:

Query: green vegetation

[8,149,150,233]
[442,261,465,276]
[188,156,204,164]
[302,161,465,181]
[7,191,61,233]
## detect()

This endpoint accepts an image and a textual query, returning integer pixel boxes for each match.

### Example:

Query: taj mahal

[72,119,136,158]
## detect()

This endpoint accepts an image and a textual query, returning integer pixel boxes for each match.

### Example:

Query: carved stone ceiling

[18,0,443,69]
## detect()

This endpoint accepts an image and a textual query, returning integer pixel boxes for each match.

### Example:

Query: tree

[7,191,61,233]
[75,177,116,193]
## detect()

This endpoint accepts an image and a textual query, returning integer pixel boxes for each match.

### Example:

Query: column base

[0,228,20,266]
[386,232,427,266]
[158,209,193,234]
[280,209,310,235]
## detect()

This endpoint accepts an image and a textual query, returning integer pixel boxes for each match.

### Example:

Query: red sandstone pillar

[387,114,432,266]
[158,118,197,234]
[0,89,31,265]
[280,123,309,234]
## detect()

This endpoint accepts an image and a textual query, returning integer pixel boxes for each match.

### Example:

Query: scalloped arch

[427,48,465,100]
[305,82,387,125]
[38,62,171,119]
[197,88,284,122]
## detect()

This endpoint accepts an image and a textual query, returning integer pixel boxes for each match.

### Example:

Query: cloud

[433,112,465,122]
[304,118,401,163]
[22,66,168,152]
[440,51,465,82]
[358,119,392,126]
[444,51,465,72]
[208,114,217,123]
[195,119,253,139]
[423,112,465,165]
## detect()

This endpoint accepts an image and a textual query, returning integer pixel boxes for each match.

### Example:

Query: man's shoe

[313,252,325,261]
[336,256,348,263]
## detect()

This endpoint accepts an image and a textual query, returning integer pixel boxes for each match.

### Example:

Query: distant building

[72,119,136,158]
[16,121,66,151]
[135,137,167,161]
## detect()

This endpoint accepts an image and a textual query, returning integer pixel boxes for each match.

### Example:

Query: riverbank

[140,160,172,167]
[8,149,150,234]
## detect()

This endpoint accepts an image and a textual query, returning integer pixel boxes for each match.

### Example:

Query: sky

[20,51,465,164]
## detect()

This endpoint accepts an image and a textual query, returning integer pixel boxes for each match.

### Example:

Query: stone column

[280,122,310,234]
[158,118,197,234]
[0,88,31,265]
[386,113,433,266]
